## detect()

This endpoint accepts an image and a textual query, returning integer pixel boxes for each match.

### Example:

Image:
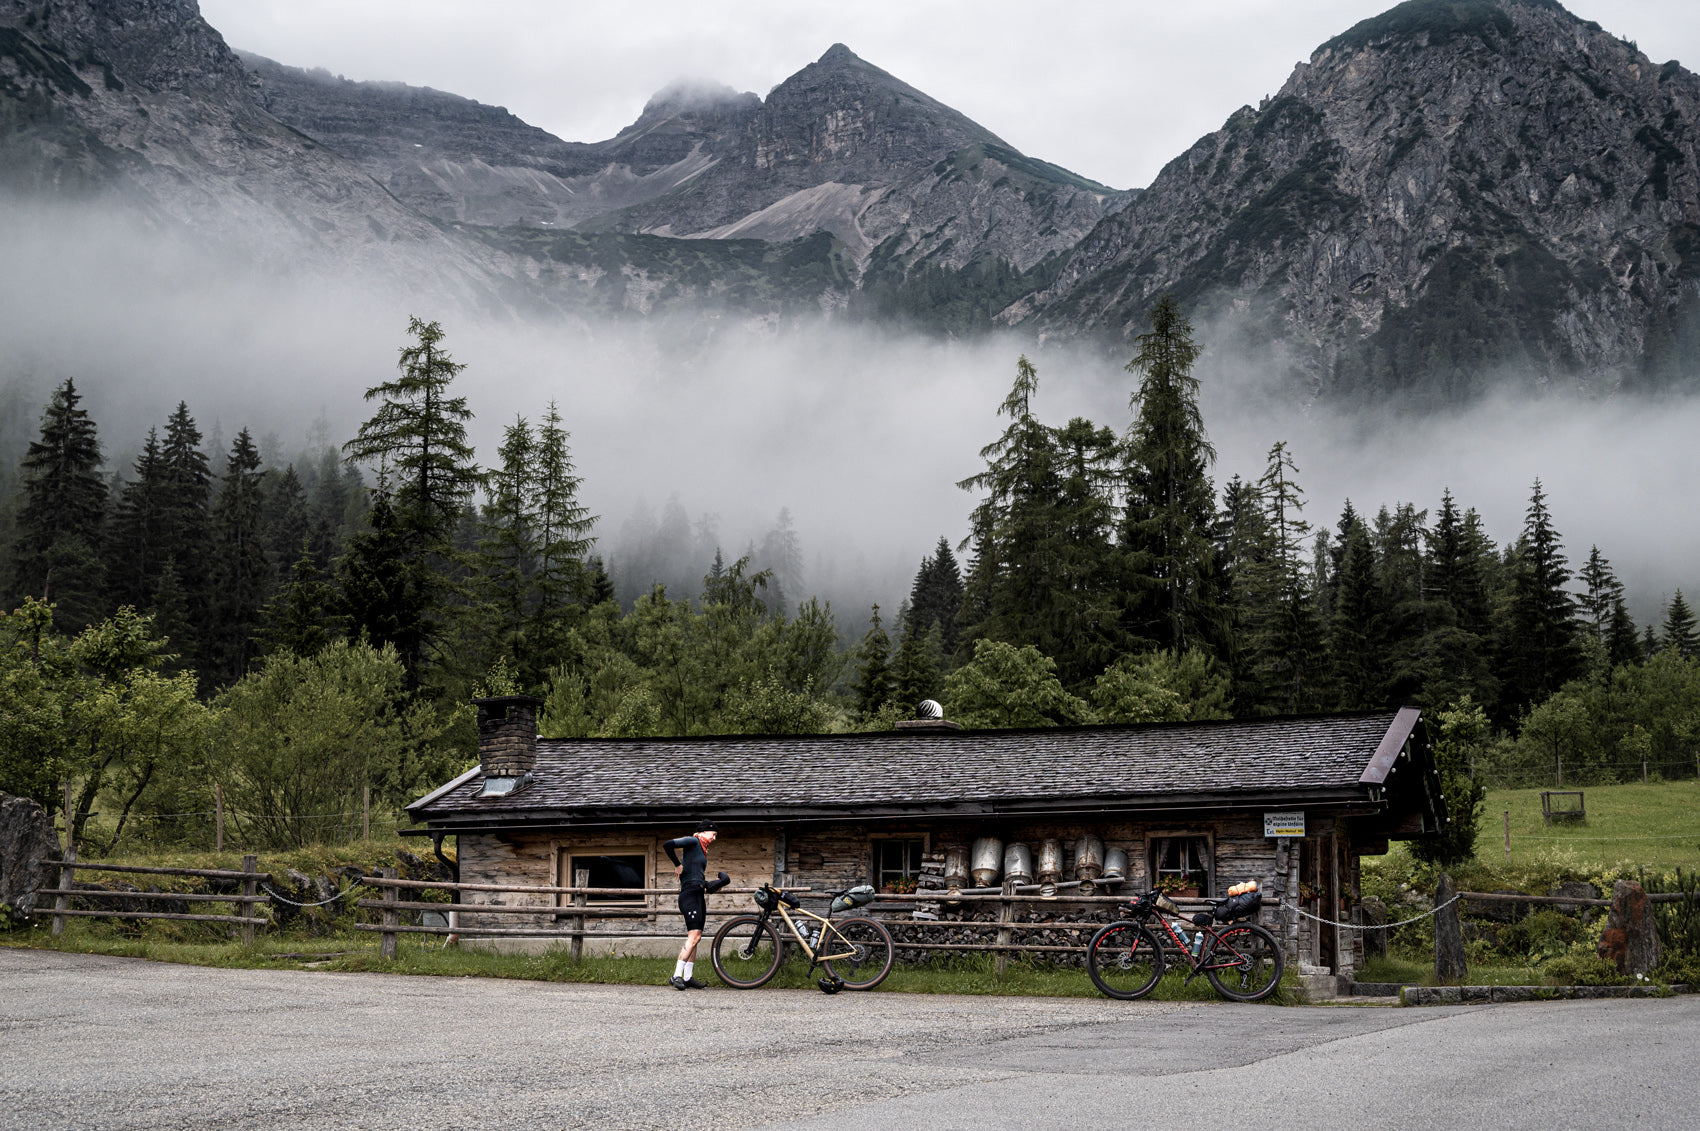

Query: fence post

[215,784,224,854]
[571,868,589,962]
[363,786,371,842]
[1503,810,1511,860]
[239,855,259,947]
[380,868,399,959]
[51,843,76,938]
[994,879,1015,976]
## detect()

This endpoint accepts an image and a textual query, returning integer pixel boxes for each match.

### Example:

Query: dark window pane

[571,854,646,903]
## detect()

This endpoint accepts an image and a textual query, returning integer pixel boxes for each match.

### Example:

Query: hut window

[1151,836,1211,894]
[874,839,924,892]
[564,852,647,905]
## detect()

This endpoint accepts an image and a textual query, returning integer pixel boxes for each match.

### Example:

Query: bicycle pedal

[817,977,843,994]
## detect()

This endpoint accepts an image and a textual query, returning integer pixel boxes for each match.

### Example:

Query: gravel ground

[3,949,1695,1129]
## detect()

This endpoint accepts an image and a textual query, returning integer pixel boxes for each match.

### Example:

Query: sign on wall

[1263,811,1306,838]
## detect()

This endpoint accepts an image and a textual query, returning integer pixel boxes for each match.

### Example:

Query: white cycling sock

[673,959,686,978]
[683,961,694,979]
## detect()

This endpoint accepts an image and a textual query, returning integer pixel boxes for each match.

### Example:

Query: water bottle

[1191,931,1205,958]
[1174,924,1189,950]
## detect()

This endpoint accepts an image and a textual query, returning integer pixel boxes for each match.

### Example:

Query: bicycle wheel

[710,915,783,988]
[1203,922,1285,1002]
[821,916,894,990]
[1086,922,1164,1000]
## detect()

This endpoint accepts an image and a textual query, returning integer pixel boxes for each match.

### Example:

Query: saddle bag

[1213,890,1262,922]
[830,884,877,913]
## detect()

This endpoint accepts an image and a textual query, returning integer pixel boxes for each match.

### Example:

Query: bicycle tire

[1086,922,1164,1000]
[1203,922,1284,1002]
[710,915,783,988]
[821,916,894,990]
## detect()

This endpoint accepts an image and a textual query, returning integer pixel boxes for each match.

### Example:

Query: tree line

[2,306,1696,856]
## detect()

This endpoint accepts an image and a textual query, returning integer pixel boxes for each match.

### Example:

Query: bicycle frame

[767,898,859,965]
[1147,910,1259,985]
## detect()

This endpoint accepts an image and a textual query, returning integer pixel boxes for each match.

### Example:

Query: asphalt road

[1,949,1693,1129]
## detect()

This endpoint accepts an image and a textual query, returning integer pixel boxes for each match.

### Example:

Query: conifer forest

[3,302,1698,855]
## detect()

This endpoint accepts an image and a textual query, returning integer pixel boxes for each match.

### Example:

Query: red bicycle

[1086,888,1284,1002]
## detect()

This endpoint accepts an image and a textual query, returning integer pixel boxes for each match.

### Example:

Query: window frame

[868,834,928,893]
[1146,832,1214,896]
[557,846,651,909]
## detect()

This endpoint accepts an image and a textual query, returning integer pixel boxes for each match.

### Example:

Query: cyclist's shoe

[669,975,688,990]
[683,977,710,989]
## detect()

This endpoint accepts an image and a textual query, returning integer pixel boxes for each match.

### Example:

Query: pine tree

[1375,502,1430,704]
[10,379,107,629]
[206,429,271,685]
[1242,442,1326,713]
[479,414,539,661]
[757,507,803,619]
[853,604,894,718]
[337,492,424,665]
[1662,589,1699,658]
[260,540,340,657]
[906,537,964,662]
[1120,296,1220,656]
[341,317,483,680]
[891,621,944,716]
[1421,490,1496,708]
[1605,597,1642,669]
[1330,512,1382,709]
[583,556,616,606]
[1496,479,1584,722]
[956,355,1064,652]
[106,428,166,610]
[159,402,213,609]
[1577,546,1626,643]
[531,402,595,625]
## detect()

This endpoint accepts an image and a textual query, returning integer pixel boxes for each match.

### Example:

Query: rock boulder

[0,792,63,923]
[1597,880,1661,976]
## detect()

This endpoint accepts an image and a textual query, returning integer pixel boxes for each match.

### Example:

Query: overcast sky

[198,0,1699,189]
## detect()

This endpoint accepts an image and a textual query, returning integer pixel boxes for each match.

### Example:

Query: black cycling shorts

[679,886,707,932]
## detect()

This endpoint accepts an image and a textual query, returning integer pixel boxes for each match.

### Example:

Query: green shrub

[1541,953,1627,986]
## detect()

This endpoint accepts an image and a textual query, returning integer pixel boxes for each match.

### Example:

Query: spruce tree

[1330,512,1382,709]
[891,620,944,716]
[206,429,271,685]
[260,540,339,657]
[1662,589,1699,658]
[906,537,963,662]
[341,317,482,681]
[853,604,894,718]
[1375,502,1430,704]
[1496,479,1584,722]
[107,428,166,610]
[757,507,803,619]
[1120,296,1220,656]
[479,414,539,661]
[531,401,595,628]
[1605,597,1642,669]
[1243,442,1326,713]
[337,492,423,664]
[10,379,108,629]
[1577,546,1626,643]
[159,402,213,625]
[1421,490,1496,708]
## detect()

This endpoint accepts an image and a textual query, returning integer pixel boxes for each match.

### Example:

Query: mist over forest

[3,200,1695,629]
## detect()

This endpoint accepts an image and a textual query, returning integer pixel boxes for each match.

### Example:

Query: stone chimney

[472,695,542,796]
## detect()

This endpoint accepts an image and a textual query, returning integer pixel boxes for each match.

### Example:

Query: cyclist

[664,819,729,989]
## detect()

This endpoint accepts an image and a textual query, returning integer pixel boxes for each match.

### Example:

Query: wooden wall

[451,806,1370,971]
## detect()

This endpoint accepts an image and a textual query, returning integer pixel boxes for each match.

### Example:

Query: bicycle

[710,883,895,993]
[1086,888,1285,1002]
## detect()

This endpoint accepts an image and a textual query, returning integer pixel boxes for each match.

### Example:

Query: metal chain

[259,880,369,907]
[1289,893,1462,931]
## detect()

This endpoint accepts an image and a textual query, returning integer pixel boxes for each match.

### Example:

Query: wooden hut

[404,696,1443,979]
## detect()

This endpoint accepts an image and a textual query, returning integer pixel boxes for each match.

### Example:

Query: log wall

[452,806,1372,970]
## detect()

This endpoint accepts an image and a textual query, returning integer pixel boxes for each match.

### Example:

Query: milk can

[970,836,1003,888]
[1003,842,1033,886]
[1036,838,1064,897]
[942,845,970,890]
[1074,835,1105,882]
[1102,848,1128,885]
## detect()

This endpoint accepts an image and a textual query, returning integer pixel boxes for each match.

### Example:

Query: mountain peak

[818,43,861,66]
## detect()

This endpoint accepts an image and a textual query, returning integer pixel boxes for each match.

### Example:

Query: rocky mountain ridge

[1006,0,1700,400]
[4,0,1699,400]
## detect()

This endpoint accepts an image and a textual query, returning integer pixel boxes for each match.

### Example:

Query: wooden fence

[43,850,268,945]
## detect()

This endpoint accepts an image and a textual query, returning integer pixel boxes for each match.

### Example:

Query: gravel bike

[710,883,895,993]
[1086,888,1284,1002]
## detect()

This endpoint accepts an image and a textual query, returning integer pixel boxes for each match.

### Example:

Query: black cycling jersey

[664,835,709,888]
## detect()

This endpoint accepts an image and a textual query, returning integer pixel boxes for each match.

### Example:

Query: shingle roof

[411,710,1418,821]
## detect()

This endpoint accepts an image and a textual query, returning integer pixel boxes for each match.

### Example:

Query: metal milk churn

[1003,842,1033,887]
[1036,838,1064,897]
[970,837,1003,888]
